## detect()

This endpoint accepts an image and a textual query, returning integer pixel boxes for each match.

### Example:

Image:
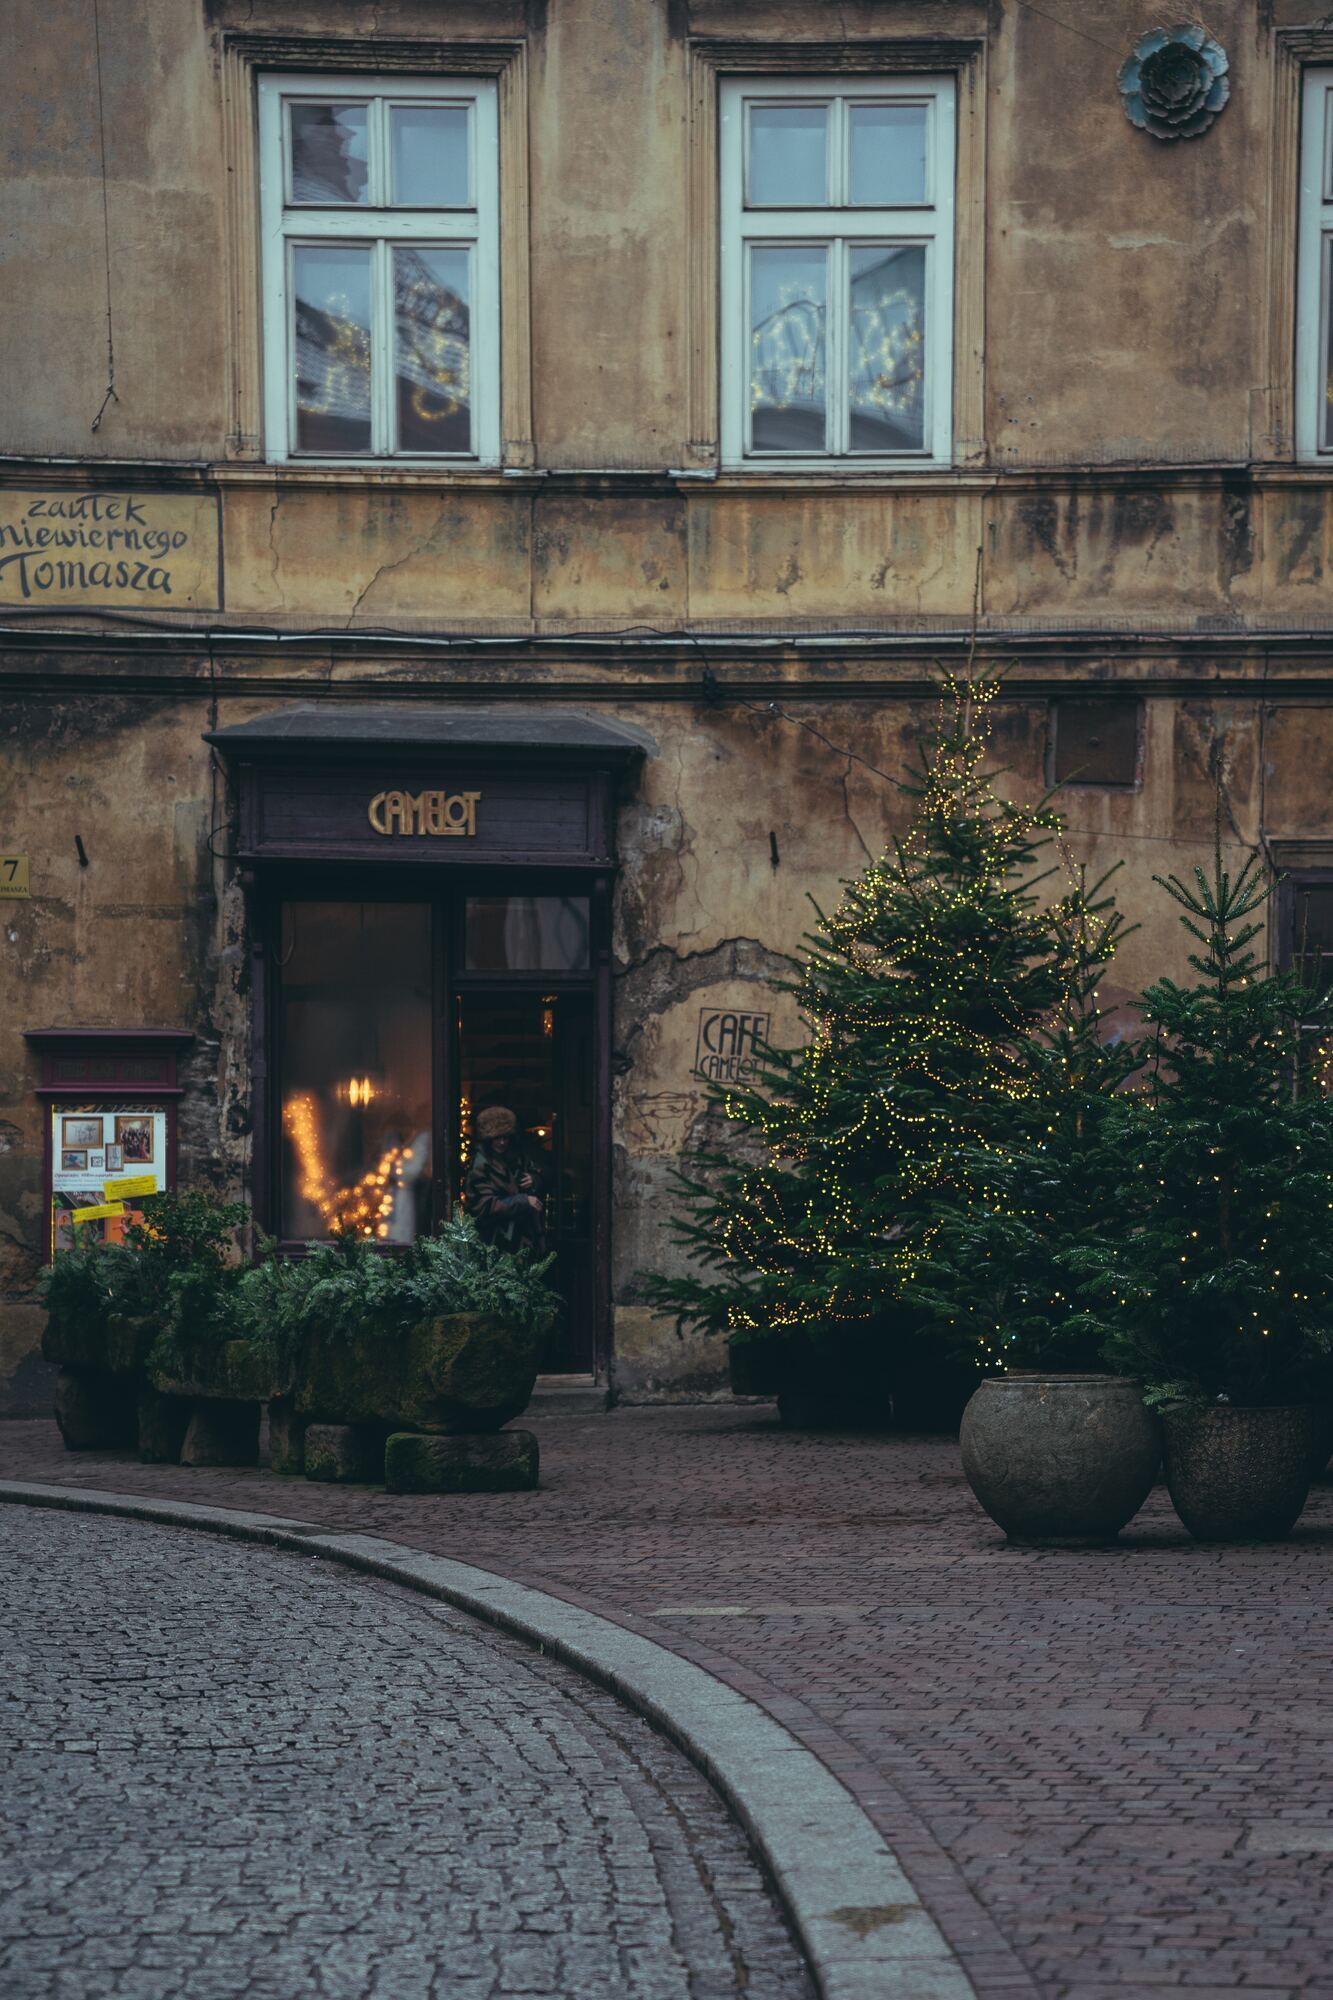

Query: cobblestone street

[5,1407,1333,1998]
[0,1505,812,2000]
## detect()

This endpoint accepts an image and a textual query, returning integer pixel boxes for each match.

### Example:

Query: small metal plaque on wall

[0,855,30,898]
[0,489,223,610]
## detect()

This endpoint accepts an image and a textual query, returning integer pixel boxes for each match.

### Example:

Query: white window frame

[258,73,500,466]
[719,75,955,471]
[1298,68,1333,461]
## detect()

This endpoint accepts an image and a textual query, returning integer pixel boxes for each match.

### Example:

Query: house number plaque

[367,789,481,837]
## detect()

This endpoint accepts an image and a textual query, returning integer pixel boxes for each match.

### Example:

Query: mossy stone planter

[960,1373,1161,1547]
[149,1338,291,1406]
[1160,1404,1320,1541]
[43,1311,158,1378]
[46,1313,159,1452]
[296,1313,543,1434]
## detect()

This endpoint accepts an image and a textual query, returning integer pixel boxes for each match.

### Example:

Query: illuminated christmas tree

[644,671,1072,1417]
[904,866,1139,1375]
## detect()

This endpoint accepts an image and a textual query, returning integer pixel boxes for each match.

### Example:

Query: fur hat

[476,1104,518,1141]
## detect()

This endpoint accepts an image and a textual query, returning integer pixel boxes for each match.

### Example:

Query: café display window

[265,880,602,1374]
[278,901,434,1242]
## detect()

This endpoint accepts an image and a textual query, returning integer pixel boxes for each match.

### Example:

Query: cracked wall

[0,679,1318,1408]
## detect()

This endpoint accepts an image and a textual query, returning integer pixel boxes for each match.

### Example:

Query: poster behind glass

[50,1105,167,1255]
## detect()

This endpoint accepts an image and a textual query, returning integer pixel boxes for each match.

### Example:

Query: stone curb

[0,1478,973,2000]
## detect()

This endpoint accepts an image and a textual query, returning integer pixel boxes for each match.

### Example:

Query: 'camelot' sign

[368,790,481,837]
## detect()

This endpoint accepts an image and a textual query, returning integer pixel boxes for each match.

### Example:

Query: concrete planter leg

[267,1397,306,1476]
[385,1429,539,1494]
[54,1369,137,1450]
[180,1400,260,1468]
[137,1386,190,1465]
[303,1423,380,1484]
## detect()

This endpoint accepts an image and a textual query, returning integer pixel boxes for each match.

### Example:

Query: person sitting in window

[465,1106,546,1254]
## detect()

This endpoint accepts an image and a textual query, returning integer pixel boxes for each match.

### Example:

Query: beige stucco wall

[4,0,1333,1402]
[0,670,1313,1405]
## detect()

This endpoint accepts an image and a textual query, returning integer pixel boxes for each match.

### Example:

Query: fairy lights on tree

[905,865,1138,1375]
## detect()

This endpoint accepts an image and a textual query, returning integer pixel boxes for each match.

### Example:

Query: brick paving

[0,1504,812,2000]
[3,1408,1333,1998]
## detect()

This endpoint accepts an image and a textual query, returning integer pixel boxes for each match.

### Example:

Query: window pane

[749,245,827,453]
[279,903,433,1242]
[748,103,828,205]
[288,101,369,204]
[849,103,928,204]
[395,248,471,454]
[1325,244,1333,452]
[293,245,373,454]
[464,897,591,972]
[391,104,471,205]
[848,244,925,452]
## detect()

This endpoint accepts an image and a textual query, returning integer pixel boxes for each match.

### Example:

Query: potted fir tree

[1097,837,1333,1540]
[643,670,1071,1428]
[910,872,1162,1545]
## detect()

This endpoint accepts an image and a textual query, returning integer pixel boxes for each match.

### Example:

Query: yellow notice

[104,1174,157,1202]
[0,489,222,610]
[71,1201,126,1224]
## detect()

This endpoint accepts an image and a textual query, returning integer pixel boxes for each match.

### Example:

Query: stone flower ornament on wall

[1117,24,1230,139]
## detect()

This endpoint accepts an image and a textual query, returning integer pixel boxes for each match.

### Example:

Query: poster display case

[24,1030,192,1258]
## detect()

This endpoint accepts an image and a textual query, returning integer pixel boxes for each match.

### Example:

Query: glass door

[454,884,596,1372]
[455,990,593,1371]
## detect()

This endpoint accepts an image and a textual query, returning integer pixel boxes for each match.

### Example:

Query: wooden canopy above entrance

[205,705,653,868]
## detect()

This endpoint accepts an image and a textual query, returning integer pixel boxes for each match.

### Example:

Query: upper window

[258,75,500,464]
[1298,69,1333,460]
[719,76,955,469]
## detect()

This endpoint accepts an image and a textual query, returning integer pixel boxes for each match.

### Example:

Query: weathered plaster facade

[4,0,1333,1405]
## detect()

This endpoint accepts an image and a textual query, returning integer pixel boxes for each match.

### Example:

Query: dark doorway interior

[456,990,594,1372]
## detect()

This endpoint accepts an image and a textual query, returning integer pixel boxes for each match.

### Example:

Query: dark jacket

[465,1141,547,1253]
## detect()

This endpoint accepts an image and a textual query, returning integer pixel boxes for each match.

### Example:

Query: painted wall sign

[0,489,222,609]
[0,855,30,899]
[695,1007,771,1084]
[368,789,481,837]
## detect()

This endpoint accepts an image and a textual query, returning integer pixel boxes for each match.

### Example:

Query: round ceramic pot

[1160,1404,1320,1542]
[960,1373,1160,1547]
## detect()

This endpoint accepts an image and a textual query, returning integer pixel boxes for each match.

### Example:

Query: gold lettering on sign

[368,790,481,838]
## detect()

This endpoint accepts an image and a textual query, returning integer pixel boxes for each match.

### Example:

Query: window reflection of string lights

[396,253,470,424]
[542,997,556,1038]
[298,292,371,420]
[749,276,923,423]
[283,1092,403,1238]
